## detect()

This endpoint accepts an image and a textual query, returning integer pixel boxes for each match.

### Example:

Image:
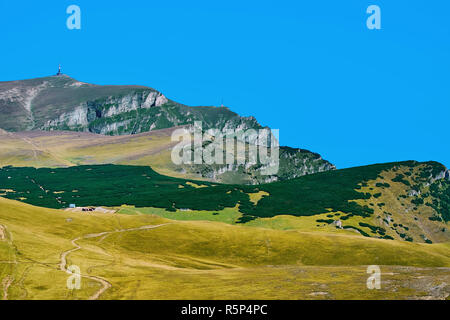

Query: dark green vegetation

[376,182,391,188]
[0,164,217,209]
[359,222,386,235]
[392,174,411,186]
[391,161,450,223]
[2,160,447,223]
[342,226,371,237]
[428,181,450,222]
[316,219,335,224]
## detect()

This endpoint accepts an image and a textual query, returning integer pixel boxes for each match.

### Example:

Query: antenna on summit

[56,64,62,76]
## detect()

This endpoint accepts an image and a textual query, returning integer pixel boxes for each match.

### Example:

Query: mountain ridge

[0,75,335,183]
[0,75,260,134]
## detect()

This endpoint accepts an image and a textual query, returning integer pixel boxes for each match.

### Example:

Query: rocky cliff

[0,75,261,135]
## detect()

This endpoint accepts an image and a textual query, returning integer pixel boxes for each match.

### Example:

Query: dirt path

[21,137,38,160]
[59,223,170,300]
[0,224,5,241]
[28,177,65,205]
[2,276,14,300]
[1,224,16,300]
[17,133,73,167]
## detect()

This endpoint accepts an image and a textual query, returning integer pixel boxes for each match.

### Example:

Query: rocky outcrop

[432,169,450,183]
[43,90,168,133]
[176,145,335,184]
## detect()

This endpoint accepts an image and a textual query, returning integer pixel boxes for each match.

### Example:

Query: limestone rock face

[42,90,169,134]
[432,169,450,183]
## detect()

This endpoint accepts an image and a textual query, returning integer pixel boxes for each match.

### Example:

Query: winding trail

[59,224,169,300]
[2,276,13,300]
[0,224,16,300]
[20,137,38,160]
[0,224,6,241]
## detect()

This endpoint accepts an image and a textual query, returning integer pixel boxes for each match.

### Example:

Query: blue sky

[0,0,449,169]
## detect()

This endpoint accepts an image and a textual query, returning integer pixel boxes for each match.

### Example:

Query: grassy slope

[0,197,449,300]
[0,129,189,177]
[0,129,256,182]
[1,160,448,243]
[0,129,334,184]
[136,161,450,244]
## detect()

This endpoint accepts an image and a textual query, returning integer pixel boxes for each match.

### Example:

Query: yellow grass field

[0,128,197,178]
[0,197,449,300]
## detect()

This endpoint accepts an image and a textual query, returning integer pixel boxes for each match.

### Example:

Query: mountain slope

[0,75,261,135]
[0,75,336,183]
[0,197,449,300]
[1,160,448,243]
[0,129,335,184]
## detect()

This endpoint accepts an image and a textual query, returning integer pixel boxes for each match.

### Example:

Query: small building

[69,204,76,208]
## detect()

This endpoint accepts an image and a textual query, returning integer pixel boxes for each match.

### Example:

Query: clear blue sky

[0,0,449,169]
